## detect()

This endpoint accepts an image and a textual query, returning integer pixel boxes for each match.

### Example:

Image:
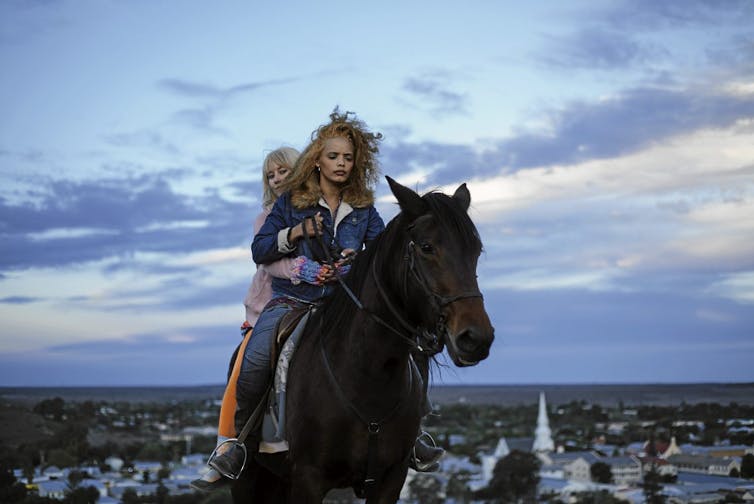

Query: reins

[303,215,438,354]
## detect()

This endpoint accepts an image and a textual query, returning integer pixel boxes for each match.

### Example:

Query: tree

[33,397,65,421]
[408,473,443,504]
[475,450,541,503]
[642,465,665,504]
[155,483,169,504]
[65,486,99,504]
[590,462,613,484]
[741,454,754,479]
[573,490,630,504]
[157,466,171,481]
[121,488,139,504]
[0,464,27,503]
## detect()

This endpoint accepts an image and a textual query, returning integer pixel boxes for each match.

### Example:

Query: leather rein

[303,214,483,355]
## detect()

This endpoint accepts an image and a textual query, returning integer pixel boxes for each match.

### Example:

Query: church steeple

[532,392,554,453]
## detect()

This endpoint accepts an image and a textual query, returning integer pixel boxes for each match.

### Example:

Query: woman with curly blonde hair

[286,109,381,210]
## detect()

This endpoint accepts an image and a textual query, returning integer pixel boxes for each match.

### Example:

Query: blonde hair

[284,109,382,209]
[262,146,300,208]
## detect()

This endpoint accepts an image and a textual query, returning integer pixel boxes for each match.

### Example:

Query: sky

[1,0,753,386]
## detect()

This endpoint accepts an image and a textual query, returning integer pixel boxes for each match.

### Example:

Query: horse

[232,176,495,503]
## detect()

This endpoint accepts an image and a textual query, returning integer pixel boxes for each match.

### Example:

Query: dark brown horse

[232,177,494,503]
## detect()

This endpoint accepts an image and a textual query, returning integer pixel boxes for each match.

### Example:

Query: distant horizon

[3,380,754,388]
[5,382,754,407]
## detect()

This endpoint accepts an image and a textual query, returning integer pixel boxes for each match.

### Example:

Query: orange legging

[217,328,253,439]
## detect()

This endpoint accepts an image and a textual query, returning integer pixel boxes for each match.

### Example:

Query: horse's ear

[386,176,427,219]
[453,183,471,212]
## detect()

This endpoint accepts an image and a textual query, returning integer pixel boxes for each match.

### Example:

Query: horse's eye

[419,242,434,254]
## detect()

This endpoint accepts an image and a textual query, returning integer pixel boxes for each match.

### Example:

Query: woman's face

[317,137,354,189]
[266,162,291,197]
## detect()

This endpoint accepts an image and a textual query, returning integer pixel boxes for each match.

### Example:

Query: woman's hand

[288,212,324,243]
[291,256,333,285]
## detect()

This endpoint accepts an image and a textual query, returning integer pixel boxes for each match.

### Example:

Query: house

[104,456,124,471]
[78,478,108,498]
[706,444,752,458]
[132,460,163,480]
[36,480,68,499]
[41,465,64,479]
[109,482,160,499]
[602,455,642,485]
[639,456,678,479]
[667,454,741,476]
[643,436,682,458]
[538,451,601,483]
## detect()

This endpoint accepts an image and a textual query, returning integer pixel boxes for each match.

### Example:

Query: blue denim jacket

[252,191,385,302]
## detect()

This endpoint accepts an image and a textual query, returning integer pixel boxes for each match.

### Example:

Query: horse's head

[386,176,494,367]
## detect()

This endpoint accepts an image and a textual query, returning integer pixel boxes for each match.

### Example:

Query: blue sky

[1,0,753,386]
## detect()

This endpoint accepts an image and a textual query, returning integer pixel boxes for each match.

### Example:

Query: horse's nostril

[456,329,479,353]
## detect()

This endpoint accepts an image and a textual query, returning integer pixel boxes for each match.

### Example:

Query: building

[603,455,642,485]
[35,480,68,500]
[667,454,741,476]
[538,452,601,482]
[533,392,555,453]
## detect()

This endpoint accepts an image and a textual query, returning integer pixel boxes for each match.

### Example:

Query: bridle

[303,214,483,356]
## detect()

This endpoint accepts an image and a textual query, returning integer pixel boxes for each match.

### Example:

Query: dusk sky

[1,1,753,386]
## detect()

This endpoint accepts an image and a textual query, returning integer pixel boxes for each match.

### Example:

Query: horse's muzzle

[447,325,494,367]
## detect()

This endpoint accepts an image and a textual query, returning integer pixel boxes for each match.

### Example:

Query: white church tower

[532,391,554,453]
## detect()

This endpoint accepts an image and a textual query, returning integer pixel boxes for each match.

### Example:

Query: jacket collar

[318,196,353,230]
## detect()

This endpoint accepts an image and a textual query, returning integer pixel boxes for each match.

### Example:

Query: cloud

[540,28,660,70]
[0,295,38,304]
[0,326,239,386]
[104,130,181,154]
[400,71,469,117]
[0,174,251,270]
[158,77,299,100]
[169,106,227,135]
[495,87,754,170]
[707,272,754,305]
[382,82,754,193]
[603,0,754,31]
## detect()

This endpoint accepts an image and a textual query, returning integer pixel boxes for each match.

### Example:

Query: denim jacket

[252,191,385,302]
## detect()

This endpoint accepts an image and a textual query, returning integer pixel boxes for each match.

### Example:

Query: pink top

[243,208,295,326]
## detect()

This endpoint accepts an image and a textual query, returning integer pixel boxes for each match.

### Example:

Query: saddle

[259,304,313,454]
[269,303,311,371]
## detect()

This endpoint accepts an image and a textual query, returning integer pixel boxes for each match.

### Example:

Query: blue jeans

[235,300,292,432]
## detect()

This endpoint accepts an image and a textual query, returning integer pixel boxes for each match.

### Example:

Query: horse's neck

[326,254,412,393]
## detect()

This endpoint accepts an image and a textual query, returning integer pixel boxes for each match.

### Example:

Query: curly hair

[261,146,300,208]
[284,108,382,209]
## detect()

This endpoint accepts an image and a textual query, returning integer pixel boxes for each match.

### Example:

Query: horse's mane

[314,190,482,339]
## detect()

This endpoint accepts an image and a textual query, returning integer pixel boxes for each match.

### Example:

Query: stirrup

[207,438,248,480]
[411,431,442,472]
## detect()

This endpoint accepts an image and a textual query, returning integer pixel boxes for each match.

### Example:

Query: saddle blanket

[258,308,312,453]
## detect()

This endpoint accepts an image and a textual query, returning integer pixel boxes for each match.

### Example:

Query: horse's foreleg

[287,465,327,504]
[367,463,410,504]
